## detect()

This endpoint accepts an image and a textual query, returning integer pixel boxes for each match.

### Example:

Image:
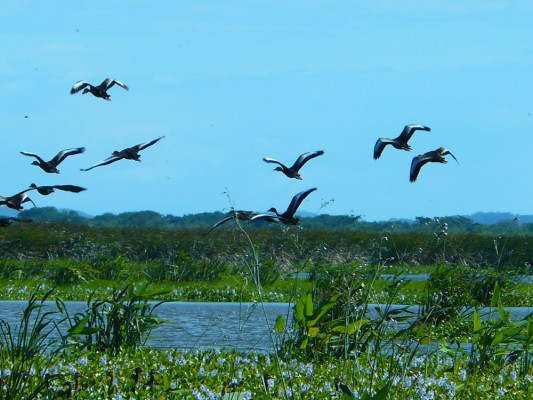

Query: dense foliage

[14,206,533,235]
[1,222,531,273]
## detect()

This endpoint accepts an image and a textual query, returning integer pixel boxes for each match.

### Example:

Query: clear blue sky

[1,1,532,221]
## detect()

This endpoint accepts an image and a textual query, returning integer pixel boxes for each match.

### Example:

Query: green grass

[1,223,532,398]
[0,271,531,307]
[1,287,531,399]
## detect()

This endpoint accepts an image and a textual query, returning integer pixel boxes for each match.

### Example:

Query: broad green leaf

[331,319,369,334]
[339,383,357,399]
[273,315,285,332]
[305,292,314,317]
[371,379,393,400]
[490,281,500,307]
[308,326,320,337]
[473,307,481,332]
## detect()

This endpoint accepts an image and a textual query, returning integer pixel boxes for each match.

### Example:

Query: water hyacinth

[1,228,532,399]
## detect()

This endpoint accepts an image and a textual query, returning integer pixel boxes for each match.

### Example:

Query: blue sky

[1,1,532,221]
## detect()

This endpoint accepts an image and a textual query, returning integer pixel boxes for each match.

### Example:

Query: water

[0,301,293,353]
[0,301,531,352]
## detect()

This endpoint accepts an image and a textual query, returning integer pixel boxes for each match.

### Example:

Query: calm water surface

[0,301,293,352]
[0,301,531,353]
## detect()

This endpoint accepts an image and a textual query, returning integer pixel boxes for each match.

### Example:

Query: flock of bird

[1,77,458,230]
[372,124,458,182]
[207,124,458,233]
[0,78,165,226]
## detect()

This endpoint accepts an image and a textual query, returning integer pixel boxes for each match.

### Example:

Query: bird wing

[290,150,325,171]
[409,155,432,182]
[16,186,36,195]
[7,192,36,210]
[263,157,286,169]
[20,151,47,165]
[282,187,317,218]
[249,212,279,224]
[50,147,86,165]
[52,185,87,193]
[23,195,37,209]
[205,216,235,234]
[80,156,121,171]
[105,78,129,91]
[70,81,91,94]
[443,150,459,164]
[137,136,165,151]
[398,124,431,143]
[373,138,392,160]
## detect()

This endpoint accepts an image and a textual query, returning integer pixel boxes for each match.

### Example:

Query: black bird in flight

[206,210,262,234]
[80,136,165,171]
[70,78,129,101]
[250,188,317,225]
[20,147,85,173]
[410,147,458,182]
[0,191,36,211]
[263,150,324,180]
[27,183,87,196]
[373,124,431,160]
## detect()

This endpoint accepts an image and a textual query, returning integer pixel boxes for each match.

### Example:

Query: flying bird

[70,78,129,101]
[80,136,165,171]
[373,124,431,160]
[0,217,32,228]
[20,147,85,174]
[250,188,317,225]
[0,191,36,211]
[263,150,324,179]
[27,183,87,196]
[206,210,262,234]
[410,147,458,182]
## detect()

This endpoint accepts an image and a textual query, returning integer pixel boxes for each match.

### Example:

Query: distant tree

[20,207,86,223]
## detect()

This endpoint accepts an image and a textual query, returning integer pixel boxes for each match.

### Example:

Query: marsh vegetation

[0,222,531,398]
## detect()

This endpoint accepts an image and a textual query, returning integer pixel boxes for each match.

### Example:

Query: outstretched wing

[282,187,317,219]
[205,216,235,234]
[50,147,86,165]
[398,124,431,144]
[53,185,87,193]
[291,150,324,171]
[373,138,392,160]
[262,157,287,169]
[70,81,91,94]
[137,136,165,151]
[80,156,121,171]
[409,155,431,182]
[20,151,47,164]
[5,192,36,210]
[104,78,129,91]
[443,149,459,164]
[249,212,279,224]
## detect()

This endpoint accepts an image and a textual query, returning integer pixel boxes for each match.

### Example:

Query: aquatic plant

[60,283,170,354]
[0,288,62,399]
